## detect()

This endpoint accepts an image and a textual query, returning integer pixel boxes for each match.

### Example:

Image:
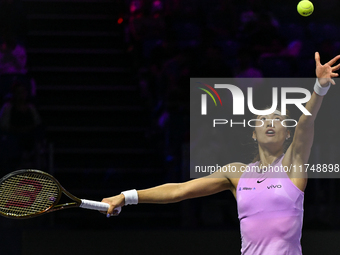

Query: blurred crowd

[0,0,43,172]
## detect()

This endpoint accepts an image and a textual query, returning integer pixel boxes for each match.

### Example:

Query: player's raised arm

[102,163,245,216]
[284,53,340,180]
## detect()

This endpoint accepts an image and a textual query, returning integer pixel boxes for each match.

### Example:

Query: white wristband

[314,78,331,96]
[121,189,138,205]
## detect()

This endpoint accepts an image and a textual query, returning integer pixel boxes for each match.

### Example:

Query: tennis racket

[0,169,121,219]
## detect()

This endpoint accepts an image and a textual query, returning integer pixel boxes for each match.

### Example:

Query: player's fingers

[113,206,121,216]
[106,206,122,218]
[327,55,340,67]
[330,73,339,79]
[101,195,124,217]
[319,77,335,86]
[332,63,340,71]
[315,52,321,65]
[100,198,113,215]
[106,205,114,217]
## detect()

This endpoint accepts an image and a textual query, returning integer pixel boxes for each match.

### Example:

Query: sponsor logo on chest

[267,184,282,189]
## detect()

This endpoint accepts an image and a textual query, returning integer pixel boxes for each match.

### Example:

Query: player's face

[252,111,290,146]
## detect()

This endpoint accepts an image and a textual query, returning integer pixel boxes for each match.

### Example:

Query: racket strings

[0,173,59,217]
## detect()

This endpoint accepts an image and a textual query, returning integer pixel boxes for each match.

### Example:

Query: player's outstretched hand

[101,194,125,217]
[315,52,340,86]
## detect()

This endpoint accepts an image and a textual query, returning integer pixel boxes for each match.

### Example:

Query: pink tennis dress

[236,155,304,255]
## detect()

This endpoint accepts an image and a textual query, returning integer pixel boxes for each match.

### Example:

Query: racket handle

[80,199,121,214]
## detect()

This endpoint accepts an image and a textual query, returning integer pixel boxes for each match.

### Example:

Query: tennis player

[102,52,340,255]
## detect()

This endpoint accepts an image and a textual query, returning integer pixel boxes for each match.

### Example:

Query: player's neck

[258,148,284,167]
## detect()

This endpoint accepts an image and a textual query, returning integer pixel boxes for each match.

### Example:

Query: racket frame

[0,169,82,219]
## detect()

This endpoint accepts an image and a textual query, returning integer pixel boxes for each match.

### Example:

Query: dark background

[1,0,340,254]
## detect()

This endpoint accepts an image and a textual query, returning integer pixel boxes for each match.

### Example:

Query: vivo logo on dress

[267,184,282,189]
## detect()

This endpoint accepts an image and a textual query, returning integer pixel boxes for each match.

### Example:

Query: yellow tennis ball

[297,0,314,17]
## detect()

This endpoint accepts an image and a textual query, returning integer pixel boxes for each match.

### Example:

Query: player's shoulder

[220,162,248,195]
